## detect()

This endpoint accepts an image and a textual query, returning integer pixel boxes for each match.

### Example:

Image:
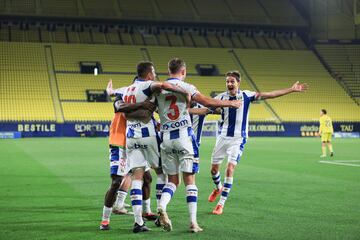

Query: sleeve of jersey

[182,82,199,97]
[113,87,126,99]
[142,81,153,97]
[243,90,259,102]
[113,87,126,113]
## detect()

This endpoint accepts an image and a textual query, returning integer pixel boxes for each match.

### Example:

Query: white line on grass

[332,160,360,163]
[319,161,360,167]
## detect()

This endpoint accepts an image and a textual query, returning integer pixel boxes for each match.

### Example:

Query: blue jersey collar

[167,77,181,81]
[227,89,241,96]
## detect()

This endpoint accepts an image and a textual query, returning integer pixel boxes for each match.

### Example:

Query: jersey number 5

[165,95,180,120]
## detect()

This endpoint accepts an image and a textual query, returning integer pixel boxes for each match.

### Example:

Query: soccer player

[319,109,334,157]
[100,82,155,230]
[119,61,190,233]
[208,71,307,215]
[156,58,241,233]
[189,103,219,168]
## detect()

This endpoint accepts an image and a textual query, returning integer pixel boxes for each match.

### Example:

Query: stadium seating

[316,44,360,104]
[146,46,238,74]
[51,44,144,72]
[191,0,232,22]
[1,41,359,122]
[61,102,114,121]
[0,42,56,121]
[118,0,156,19]
[9,0,36,15]
[155,0,195,21]
[41,0,79,17]
[56,74,134,101]
[258,0,306,26]
[235,49,360,121]
[226,0,269,24]
[0,0,307,27]
[0,21,307,51]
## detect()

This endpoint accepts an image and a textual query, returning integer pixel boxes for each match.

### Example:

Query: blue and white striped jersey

[190,103,206,145]
[123,79,157,139]
[216,90,257,138]
[156,78,198,132]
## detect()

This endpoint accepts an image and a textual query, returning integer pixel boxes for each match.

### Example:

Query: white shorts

[160,127,199,175]
[211,136,247,165]
[109,145,128,176]
[126,135,161,171]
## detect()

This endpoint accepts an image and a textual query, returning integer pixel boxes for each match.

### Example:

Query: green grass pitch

[0,137,359,240]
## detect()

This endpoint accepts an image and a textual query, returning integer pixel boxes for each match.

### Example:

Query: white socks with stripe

[186,184,198,224]
[130,179,143,225]
[114,189,127,209]
[212,171,222,190]
[101,206,112,222]
[158,182,177,212]
[218,177,233,206]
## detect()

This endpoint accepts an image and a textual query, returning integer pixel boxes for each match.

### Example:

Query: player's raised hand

[291,81,308,92]
[106,79,114,96]
[230,100,242,108]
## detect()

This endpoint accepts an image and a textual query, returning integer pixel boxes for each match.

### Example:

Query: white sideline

[319,160,360,167]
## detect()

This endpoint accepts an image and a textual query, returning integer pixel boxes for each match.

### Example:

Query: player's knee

[225,168,233,176]
[143,171,152,185]
[226,165,235,176]
[210,165,219,175]
[168,175,180,187]
[172,179,180,187]
[111,176,122,189]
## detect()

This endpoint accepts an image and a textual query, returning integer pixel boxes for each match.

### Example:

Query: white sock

[130,179,143,225]
[186,184,198,224]
[143,198,151,214]
[156,173,166,208]
[212,171,222,190]
[158,182,177,212]
[101,206,112,222]
[114,190,127,208]
[218,177,233,206]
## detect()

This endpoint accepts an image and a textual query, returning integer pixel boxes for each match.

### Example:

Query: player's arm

[256,81,308,100]
[150,81,186,95]
[318,120,323,135]
[114,99,156,113]
[192,92,241,108]
[150,81,190,105]
[106,79,115,96]
[188,108,210,115]
[151,81,191,107]
[188,107,221,115]
[125,109,153,123]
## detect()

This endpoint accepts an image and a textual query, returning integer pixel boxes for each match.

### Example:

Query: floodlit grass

[0,137,359,239]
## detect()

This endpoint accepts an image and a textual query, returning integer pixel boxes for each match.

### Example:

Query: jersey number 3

[166,95,180,120]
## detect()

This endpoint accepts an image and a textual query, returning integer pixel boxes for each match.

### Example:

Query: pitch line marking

[319,161,360,167]
[331,160,360,163]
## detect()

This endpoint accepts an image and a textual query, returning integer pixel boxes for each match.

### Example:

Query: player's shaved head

[137,61,154,79]
[168,58,186,74]
[225,71,241,82]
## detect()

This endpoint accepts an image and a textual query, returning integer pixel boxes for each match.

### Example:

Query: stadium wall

[0,121,359,138]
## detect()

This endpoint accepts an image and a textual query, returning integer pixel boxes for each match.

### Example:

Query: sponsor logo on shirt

[162,119,189,130]
[127,143,148,150]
